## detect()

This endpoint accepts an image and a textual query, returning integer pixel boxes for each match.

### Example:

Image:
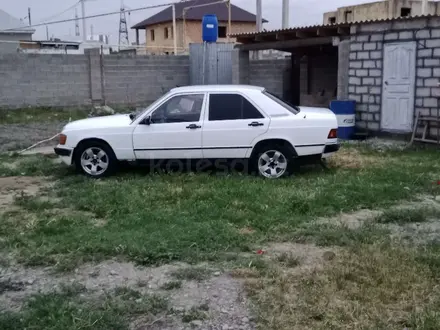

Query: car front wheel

[74,142,116,178]
[255,146,292,179]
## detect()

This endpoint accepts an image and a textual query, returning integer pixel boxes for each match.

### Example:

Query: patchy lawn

[1,142,440,329]
[0,107,89,125]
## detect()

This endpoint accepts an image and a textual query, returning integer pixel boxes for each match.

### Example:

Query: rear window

[263,91,300,115]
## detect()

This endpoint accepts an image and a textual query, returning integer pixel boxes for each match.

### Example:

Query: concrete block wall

[299,50,339,107]
[0,53,89,108]
[0,52,190,108]
[103,54,189,106]
[349,16,440,132]
[249,59,291,98]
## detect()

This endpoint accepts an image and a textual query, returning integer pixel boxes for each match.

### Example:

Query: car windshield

[129,92,172,122]
[263,91,300,115]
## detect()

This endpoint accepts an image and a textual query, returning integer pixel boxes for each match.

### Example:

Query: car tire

[252,144,293,179]
[74,141,117,178]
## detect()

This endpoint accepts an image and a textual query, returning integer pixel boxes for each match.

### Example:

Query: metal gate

[189,43,233,85]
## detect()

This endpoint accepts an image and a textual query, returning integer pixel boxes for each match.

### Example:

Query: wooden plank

[419,116,440,121]
[276,33,287,41]
[413,138,440,144]
[317,28,333,36]
[410,110,420,145]
[296,31,315,38]
[337,27,350,35]
[235,37,334,51]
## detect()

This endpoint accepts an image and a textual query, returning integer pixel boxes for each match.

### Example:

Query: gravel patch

[0,122,65,153]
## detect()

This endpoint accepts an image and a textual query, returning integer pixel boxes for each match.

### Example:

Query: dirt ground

[0,177,51,210]
[0,176,255,329]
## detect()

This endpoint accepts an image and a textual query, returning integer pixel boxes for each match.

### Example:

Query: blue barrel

[202,14,218,42]
[329,100,356,139]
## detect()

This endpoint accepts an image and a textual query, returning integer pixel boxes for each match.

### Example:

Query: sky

[2,0,380,45]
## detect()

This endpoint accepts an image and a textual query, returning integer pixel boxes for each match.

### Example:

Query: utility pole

[81,0,87,41]
[118,0,130,50]
[227,0,231,43]
[28,8,31,26]
[254,0,262,60]
[256,0,262,32]
[282,0,289,29]
[75,8,80,37]
[172,4,177,54]
[46,25,49,40]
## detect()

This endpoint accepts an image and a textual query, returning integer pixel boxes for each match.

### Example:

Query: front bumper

[54,146,74,165]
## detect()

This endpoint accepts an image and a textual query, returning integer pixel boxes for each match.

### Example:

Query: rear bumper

[54,146,73,165]
[296,143,340,164]
[323,143,340,154]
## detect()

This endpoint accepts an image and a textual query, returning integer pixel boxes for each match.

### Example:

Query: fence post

[85,48,103,105]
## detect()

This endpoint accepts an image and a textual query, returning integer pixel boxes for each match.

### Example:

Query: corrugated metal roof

[0,9,35,33]
[132,0,267,29]
[230,14,440,37]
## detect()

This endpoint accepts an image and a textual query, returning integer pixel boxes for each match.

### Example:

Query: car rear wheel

[75,142,116,178]
[254,146,293,179]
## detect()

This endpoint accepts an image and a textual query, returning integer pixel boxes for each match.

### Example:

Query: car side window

[151,94,204,124]
[209,94,264,121]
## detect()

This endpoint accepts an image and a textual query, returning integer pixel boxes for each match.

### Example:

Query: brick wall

[0,51,190,108]
[184,20,256,44]
[348,16,440,132]
[145,21,184,54]
[249,59,291,98]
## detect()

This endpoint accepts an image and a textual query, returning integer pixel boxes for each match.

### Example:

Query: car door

[132,93,206,159]
[202,93,270,159]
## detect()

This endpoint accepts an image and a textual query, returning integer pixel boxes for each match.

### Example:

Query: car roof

[170,85,265,93]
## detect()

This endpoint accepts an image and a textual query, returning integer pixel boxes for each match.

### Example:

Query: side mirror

[141,116,151,125]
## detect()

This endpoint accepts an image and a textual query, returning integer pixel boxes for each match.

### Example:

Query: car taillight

[59,134,67,145]
[328,129,338,139]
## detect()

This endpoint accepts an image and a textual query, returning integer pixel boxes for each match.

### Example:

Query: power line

[5,1,190,32]
[34,1,81,25]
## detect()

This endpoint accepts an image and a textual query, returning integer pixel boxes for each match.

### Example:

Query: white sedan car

[55,85,339,179]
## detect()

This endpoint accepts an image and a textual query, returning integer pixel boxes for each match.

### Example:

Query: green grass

[161,280,182,290]
[0,283,168,330]
[294,223,390,247]
[0,146,440,269]
[0,107,89,124]
[0,106,137,125]
[0,154,68,177]
[244,244,440,330]
[376,207,440,224]
[2,145,440,329]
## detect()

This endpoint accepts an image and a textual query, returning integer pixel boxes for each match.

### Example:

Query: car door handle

[248,122,264,127]
[186,124,201,129]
